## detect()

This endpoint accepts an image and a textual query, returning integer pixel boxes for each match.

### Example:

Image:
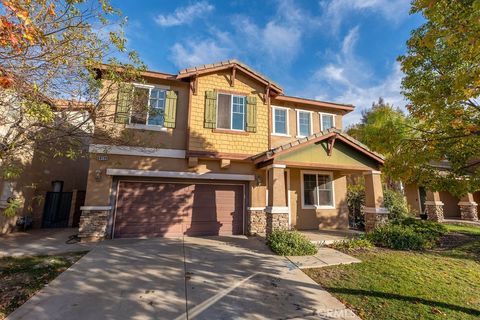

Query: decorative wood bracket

[190,73,198,95]
[327,136,336,156]
[230,65,236,87]
[264,83,271,105]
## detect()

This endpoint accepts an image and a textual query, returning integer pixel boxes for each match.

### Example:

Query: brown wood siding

[114,181,244,238]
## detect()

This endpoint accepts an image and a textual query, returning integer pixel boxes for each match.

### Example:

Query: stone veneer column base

[364,207,389,232]
[425,201,444,222]
[459,202,478,221]
[265,207,289,235]
[246,208,267,235]
[78,207,111,242]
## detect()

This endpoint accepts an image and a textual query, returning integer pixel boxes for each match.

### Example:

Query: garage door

[113,181,244,238]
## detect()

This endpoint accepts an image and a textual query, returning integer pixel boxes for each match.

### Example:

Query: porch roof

[252,129,385,167]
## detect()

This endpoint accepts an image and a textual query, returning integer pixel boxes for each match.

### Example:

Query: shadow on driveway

[7,236,359,320]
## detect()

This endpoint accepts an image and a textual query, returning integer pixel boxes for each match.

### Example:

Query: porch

[249,130,390,235]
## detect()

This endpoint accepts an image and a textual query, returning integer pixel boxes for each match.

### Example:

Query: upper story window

[320,113,335,131]
[302,171,334,209]
[130,85,166,127]
[217,93,245,131]
[272,106,288,135]
[297,110,312,137]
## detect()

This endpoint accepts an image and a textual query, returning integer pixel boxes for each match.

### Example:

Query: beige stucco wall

[288,169,349,230]
[84,154,258,206]
[0,150,89,232]
[404,183,421,215]
[188,71,269,155]
[94,78,189,150]
[439,191,461,218]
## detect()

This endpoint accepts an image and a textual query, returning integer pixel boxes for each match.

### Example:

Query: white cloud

[319,0,410,33]
[168,0,311,69]
[170,40,230,68]
[155,1,214,27]
[234,18,302,63]
[307,27,406,127]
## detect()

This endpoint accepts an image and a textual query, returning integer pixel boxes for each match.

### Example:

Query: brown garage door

[114,181,244,238]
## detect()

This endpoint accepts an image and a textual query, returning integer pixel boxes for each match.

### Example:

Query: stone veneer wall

[265,212,289,235]
[426,204,444,222]
[459,203,478,221]
[247,209,266,235]
[78,210,110,241]
[364,211,388,232]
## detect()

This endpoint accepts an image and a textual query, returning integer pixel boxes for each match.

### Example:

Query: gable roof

[252,128,385,165]
[95,60,355,111]
[176,59,283,94]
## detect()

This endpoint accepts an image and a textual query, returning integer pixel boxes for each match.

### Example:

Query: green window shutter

[204,90,217,129]
[246,95,257,133]
[115,83,133,124]
[164,90,178,128]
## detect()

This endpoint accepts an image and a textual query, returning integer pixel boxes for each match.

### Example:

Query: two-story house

[79,60,388,240]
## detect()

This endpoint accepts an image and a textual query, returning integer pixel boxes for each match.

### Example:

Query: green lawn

[0,252,86,319]
[304,223,480,320]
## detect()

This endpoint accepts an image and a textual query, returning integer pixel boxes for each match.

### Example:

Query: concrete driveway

[7,236,359,320]
[0,228,94,257]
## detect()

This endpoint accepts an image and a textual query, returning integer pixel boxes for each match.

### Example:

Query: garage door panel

[114,181,244,238]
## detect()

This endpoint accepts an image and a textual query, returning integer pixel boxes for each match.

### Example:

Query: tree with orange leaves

[0,1,144,183]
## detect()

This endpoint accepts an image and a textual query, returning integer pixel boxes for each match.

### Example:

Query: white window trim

[296,109,313,138]
[128,83,170,131]
[216,93,246,132]
[271,105,290,136]
[300,170,335,209]
[319,112,336,131]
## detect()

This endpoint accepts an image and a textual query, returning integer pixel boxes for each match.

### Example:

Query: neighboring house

[79,60,388,241]
[0,98,91,233]
[404,161,479,222]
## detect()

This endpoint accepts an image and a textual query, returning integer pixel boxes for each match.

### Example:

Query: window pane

[274,109,287,134]
[131,87,149,124]
[148,89,166,126]
[322,114,334,130]
[298,112,311,136]
[318,190,332,206]
[317,174,333,206]
[303,174,317,206]
[232,96,245,130]
[217,94,231,129]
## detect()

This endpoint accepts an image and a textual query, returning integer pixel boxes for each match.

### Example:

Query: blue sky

[113,0,423,126]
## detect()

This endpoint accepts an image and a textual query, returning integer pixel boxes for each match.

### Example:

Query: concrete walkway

[300,229,364,245]
[287,247,361,269]
[7,236,360,320]
[0,228,94,257]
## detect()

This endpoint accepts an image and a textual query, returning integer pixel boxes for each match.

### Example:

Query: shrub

[330,237,373,251]
[383,189,411,220]
[367,224,427,250]
[367,219,447,250]
[266,230,318,256]
[347,184,365,229]
[392,217,447,241]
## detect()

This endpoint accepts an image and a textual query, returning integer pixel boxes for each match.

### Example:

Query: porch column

[266,164,289,235]
[458,193,478,222]
[425,191,444,222]
[364,171,389,232]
